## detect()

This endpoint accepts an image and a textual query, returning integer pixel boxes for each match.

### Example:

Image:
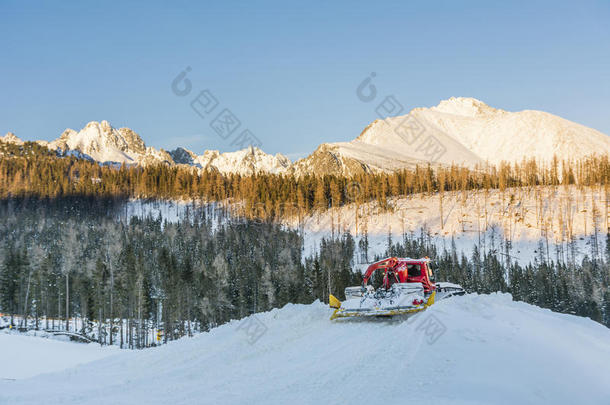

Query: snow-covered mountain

[2,294,610,404]
[1,132,24,145]
[3,98,608,175]
[43,121,174,166]
[1,121,290,174]
[43,121,291,173]
[169,146,291,175]
[292,97,610,176]
[422,97,610,165]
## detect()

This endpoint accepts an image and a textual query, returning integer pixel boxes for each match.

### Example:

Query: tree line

[1,140,608,223]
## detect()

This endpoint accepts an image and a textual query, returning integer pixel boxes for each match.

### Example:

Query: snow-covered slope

[0,333,119,380]
[423,97,610,165]
[292,109,483,176]
[2,294,609,404]
[293,97,610,175]
[294,185,608,265]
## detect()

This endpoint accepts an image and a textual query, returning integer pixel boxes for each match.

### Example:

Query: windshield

[407,264,421,277]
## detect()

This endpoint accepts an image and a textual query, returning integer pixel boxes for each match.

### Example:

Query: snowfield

[0,333,119,380]
[2,294,610,405]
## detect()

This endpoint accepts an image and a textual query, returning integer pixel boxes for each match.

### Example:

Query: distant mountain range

[2,97,609,176]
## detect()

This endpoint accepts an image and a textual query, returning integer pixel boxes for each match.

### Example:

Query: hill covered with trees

[1,140,608,222]
[1,198,608,348]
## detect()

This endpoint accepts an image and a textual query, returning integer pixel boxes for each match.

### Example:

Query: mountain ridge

[3,97,609,176]
[300,97,609,175]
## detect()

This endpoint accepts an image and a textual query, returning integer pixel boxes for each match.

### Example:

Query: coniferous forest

[1,197,609,349]
[0,198,360,347]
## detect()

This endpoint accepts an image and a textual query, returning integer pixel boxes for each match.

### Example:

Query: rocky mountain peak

[431,97,498,117]
[1,132,24,145]
[169,147,198,165]
[117,127,146,154]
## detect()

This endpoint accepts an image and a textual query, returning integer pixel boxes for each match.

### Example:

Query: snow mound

[2,294,609,404]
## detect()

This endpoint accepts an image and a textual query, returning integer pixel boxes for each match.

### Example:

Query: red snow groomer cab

[329,257,464,320]
[362,257,436,293]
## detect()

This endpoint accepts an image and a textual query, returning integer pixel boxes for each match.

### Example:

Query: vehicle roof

[397,257,430,263]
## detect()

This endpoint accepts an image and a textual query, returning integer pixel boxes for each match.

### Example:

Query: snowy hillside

[98,184,608,267]
[294,185,609,265]
[2,294,610,404]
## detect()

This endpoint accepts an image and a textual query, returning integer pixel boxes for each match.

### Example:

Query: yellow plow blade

[329,291,437,320]
[329,294,342,309]
[425,291,436,307]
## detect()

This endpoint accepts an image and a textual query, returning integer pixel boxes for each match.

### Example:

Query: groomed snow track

[2,293,610,405]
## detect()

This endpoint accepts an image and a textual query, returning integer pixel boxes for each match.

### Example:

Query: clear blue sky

[1,0,609,159]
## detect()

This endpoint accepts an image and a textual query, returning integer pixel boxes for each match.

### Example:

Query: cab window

[407,264,421,277]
